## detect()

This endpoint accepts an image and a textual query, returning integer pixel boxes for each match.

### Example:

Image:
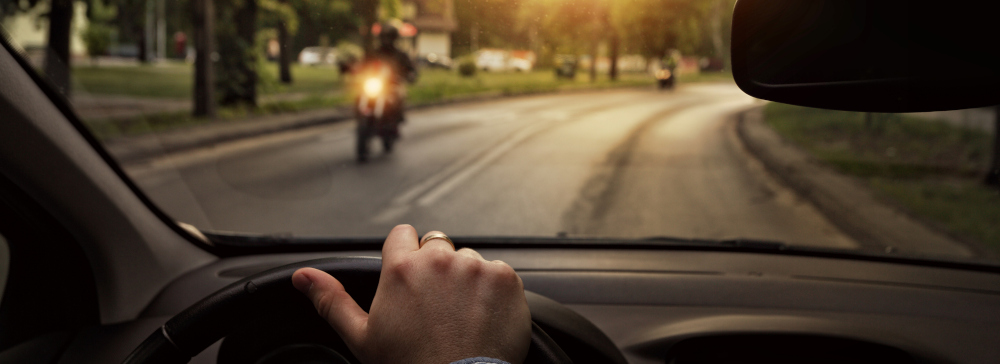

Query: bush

[82,0,117,59]
[83,25,113,58]
[458,58,477,77]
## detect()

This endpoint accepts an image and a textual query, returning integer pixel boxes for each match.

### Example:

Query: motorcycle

[355,61,402,162]
[656,68,676,90]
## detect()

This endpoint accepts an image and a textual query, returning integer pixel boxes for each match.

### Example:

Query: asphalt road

[127,84,856,249]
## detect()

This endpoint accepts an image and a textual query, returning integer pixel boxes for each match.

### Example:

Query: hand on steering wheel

[292,225,532,364]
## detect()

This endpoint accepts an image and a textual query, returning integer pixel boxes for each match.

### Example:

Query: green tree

[380,0,400,20]
[289,0,355,55]
[612,0,695,59]
[456,0,529,56]
[215,0,259,106]
[353,0,378,53]
[259,0,298,83]
[111,0,150,62]
[82,0,117,62]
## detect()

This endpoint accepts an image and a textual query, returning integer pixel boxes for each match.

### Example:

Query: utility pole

[193,0,215,117]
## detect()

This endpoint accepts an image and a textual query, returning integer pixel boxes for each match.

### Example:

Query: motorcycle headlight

[363,78,384,97]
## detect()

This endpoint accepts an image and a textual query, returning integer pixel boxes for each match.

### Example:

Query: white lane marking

[371,112,568,224]
[416,122,548,206]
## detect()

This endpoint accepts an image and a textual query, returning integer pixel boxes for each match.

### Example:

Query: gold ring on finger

[419,233,454,249]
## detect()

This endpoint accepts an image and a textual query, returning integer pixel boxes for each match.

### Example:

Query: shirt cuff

[449,357,511,364]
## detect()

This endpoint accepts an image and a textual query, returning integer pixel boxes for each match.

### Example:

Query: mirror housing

[731,0,1000,112]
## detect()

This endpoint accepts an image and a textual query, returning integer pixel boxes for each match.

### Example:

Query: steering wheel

[122,257,625,364]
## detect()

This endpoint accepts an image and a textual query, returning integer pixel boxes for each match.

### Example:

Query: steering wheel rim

[122,257,572,364]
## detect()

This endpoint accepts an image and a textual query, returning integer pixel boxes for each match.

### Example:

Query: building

[401,0,457,59]
[1,1,90,66]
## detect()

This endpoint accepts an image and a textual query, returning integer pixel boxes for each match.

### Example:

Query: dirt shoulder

[736,106,984,259]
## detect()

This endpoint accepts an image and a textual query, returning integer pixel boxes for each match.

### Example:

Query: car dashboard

[46,248,1000,364]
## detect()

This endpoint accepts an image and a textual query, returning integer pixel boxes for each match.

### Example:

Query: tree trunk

[136,25,148,63]
[278,20,292,84]
[235,0,258,106]
[44,0,74,97]
[193,0,216,117]
[609,31,619,81]
[985,106,1000,187]
[589,42,597,83]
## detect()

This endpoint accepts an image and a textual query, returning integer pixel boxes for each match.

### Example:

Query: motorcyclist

[367,23,417,123]
[657,53,679,89]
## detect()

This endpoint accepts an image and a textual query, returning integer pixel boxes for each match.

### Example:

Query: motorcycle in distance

[656,68,676,90]
[354,60,402,162]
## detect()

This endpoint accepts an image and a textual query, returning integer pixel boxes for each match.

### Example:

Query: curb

[735,106,978,258]
[104,85,653,165]
[104,107,354,164]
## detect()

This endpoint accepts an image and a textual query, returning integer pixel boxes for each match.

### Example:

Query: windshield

[2,0,997,264]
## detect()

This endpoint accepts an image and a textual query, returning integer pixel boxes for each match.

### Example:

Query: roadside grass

[85,93,347,140]
[763,102,1000,253]
[407,69,654,104]
[72,62,662,101]
[73,62,344,99]
[73,62,193,98]
[78,64,733,141]
[677,70,733,83]
[79,65,661,140]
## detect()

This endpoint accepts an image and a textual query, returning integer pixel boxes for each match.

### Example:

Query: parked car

[475,49,509,72]
[418,53,453,70]
[554,55,577,79]
[510,58,532,72]
[298,46,337,66]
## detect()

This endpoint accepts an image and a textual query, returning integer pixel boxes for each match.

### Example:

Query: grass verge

[73,62,345,98]
[763,102,1000,254]
[79,65,677,140]
[85,94,347,140]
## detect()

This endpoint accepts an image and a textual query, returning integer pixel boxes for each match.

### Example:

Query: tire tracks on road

[560,98,708,235]
[370,93,674,224]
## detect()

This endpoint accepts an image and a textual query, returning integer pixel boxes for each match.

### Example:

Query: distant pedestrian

[173,32,187,59]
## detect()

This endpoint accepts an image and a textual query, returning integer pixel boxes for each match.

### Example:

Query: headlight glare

[364,78,384,97]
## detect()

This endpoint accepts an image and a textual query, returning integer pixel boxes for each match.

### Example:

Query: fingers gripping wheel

[122,257,572,364]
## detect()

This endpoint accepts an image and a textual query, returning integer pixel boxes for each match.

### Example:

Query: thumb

[292,267,369,347]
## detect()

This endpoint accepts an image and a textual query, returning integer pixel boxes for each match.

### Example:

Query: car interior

[1,0,999,363]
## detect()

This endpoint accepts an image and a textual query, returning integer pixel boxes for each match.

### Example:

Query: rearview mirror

[731,0,1000,112]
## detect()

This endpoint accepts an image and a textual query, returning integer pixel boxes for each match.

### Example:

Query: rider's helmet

[379,23,400,48]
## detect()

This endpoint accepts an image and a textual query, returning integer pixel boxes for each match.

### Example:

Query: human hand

[291,224,532,364]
